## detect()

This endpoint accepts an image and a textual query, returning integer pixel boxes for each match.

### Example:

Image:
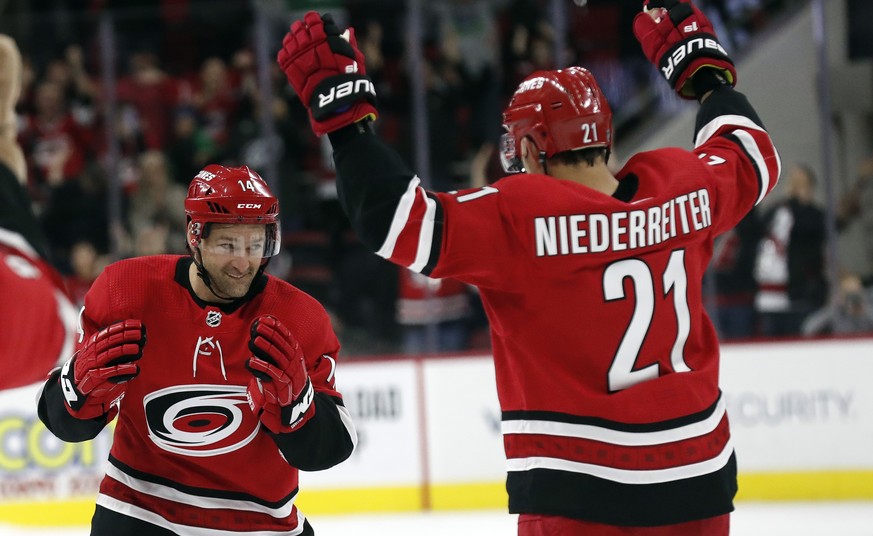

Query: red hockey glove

[60,320,146,421]
[633,0,736,99]
[277,11,377,136]
[245,315,315,433]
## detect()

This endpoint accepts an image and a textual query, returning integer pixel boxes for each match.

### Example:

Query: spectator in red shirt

[18,81,92,192]
[116,51,180,150]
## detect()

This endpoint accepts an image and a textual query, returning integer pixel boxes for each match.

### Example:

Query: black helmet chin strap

[192,247,271,303]
[540,152,549,176]
[192,248,234,302]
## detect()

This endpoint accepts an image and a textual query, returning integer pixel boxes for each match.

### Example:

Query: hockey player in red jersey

[278,0,779,533]
[0,34,77,389]
[37,164,357,535]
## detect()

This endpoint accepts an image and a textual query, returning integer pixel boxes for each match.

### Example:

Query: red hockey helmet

[500,66,612,173]
[184,164,281,257]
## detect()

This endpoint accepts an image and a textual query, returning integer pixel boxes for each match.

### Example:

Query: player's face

[199,224,266,298]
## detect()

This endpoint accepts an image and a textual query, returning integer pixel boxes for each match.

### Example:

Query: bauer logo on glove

[634,0,736,99]
[660,35,729,82]
[277,12,378,136]
[314,76,376,121]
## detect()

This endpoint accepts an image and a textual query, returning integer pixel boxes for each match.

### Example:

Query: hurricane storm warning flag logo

[143,385,260,457]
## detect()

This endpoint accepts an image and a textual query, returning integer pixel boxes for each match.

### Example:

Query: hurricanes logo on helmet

[517,77,545,93]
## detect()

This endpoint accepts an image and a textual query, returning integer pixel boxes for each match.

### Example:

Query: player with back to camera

[278,0,780,533]
[37,163,357,535]
[0,34,78,389]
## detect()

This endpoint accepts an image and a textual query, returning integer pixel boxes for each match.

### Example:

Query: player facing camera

[38,155,355,535]
[184,164,281,302]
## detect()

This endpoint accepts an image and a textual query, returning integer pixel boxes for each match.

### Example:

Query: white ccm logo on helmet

[661,37,727,80]
[236,203,262,209]
[143,385,260,457]
[318,79,375,109]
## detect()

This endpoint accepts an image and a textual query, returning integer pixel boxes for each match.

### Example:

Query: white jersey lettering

[534,189,713,257]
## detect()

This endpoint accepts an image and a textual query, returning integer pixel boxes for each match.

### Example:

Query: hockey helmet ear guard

[499,131,524,174]
[501,66,612,171]
[185,164,281,258]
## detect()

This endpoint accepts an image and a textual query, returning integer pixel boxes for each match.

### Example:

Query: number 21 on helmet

[500,66,613,173]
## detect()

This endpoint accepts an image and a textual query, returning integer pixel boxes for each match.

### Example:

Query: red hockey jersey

[0,160,77,389]
[0,233,77,389]
[332,87,780,525]
[38,255,356,535]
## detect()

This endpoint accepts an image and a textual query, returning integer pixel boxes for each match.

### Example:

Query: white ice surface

[1,502,872,535]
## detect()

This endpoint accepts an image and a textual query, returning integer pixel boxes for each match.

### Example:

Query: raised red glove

[277,11,377,136]
[633,0,736,99]
[60,320,146,420]
[245,315,315,433]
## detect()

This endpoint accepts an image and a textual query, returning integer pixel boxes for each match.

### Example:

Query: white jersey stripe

[502,396,726,446]
[97,494,306,536]
[694,114,766,147]
[337,403,359,451]
[54,288,78,364]
[408,191,437,273]
[105,463,296,518]
[0,227,39,259]
[731,129,771,205]
[376,176,421,259]
[506,438,734,485]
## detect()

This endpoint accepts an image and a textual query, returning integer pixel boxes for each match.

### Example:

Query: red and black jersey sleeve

[332,126,443,275]
[331,126,524,289]
[37,269,116,442]
[259,283,357,470]
[692,86,781,234]
[270,321,357,471]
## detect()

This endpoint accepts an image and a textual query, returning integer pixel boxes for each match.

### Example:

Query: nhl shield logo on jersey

[143,385,261,457]
[205,310,222,327]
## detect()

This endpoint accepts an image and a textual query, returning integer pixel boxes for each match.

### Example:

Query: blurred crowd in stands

[7,0,866,356]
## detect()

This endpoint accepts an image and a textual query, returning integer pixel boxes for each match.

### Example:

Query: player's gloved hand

[245,315,315,433]
[60,320,146,421]
[633,0,736,99]
[277,11,377,136]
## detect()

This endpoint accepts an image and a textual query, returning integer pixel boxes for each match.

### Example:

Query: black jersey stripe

[331,127,419,254]
[694,87,765,143]
[507,452,737,526]
[108,455,297,508]
[421,191,444,276]
[502,394,721,433]
[722,131,766,205]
